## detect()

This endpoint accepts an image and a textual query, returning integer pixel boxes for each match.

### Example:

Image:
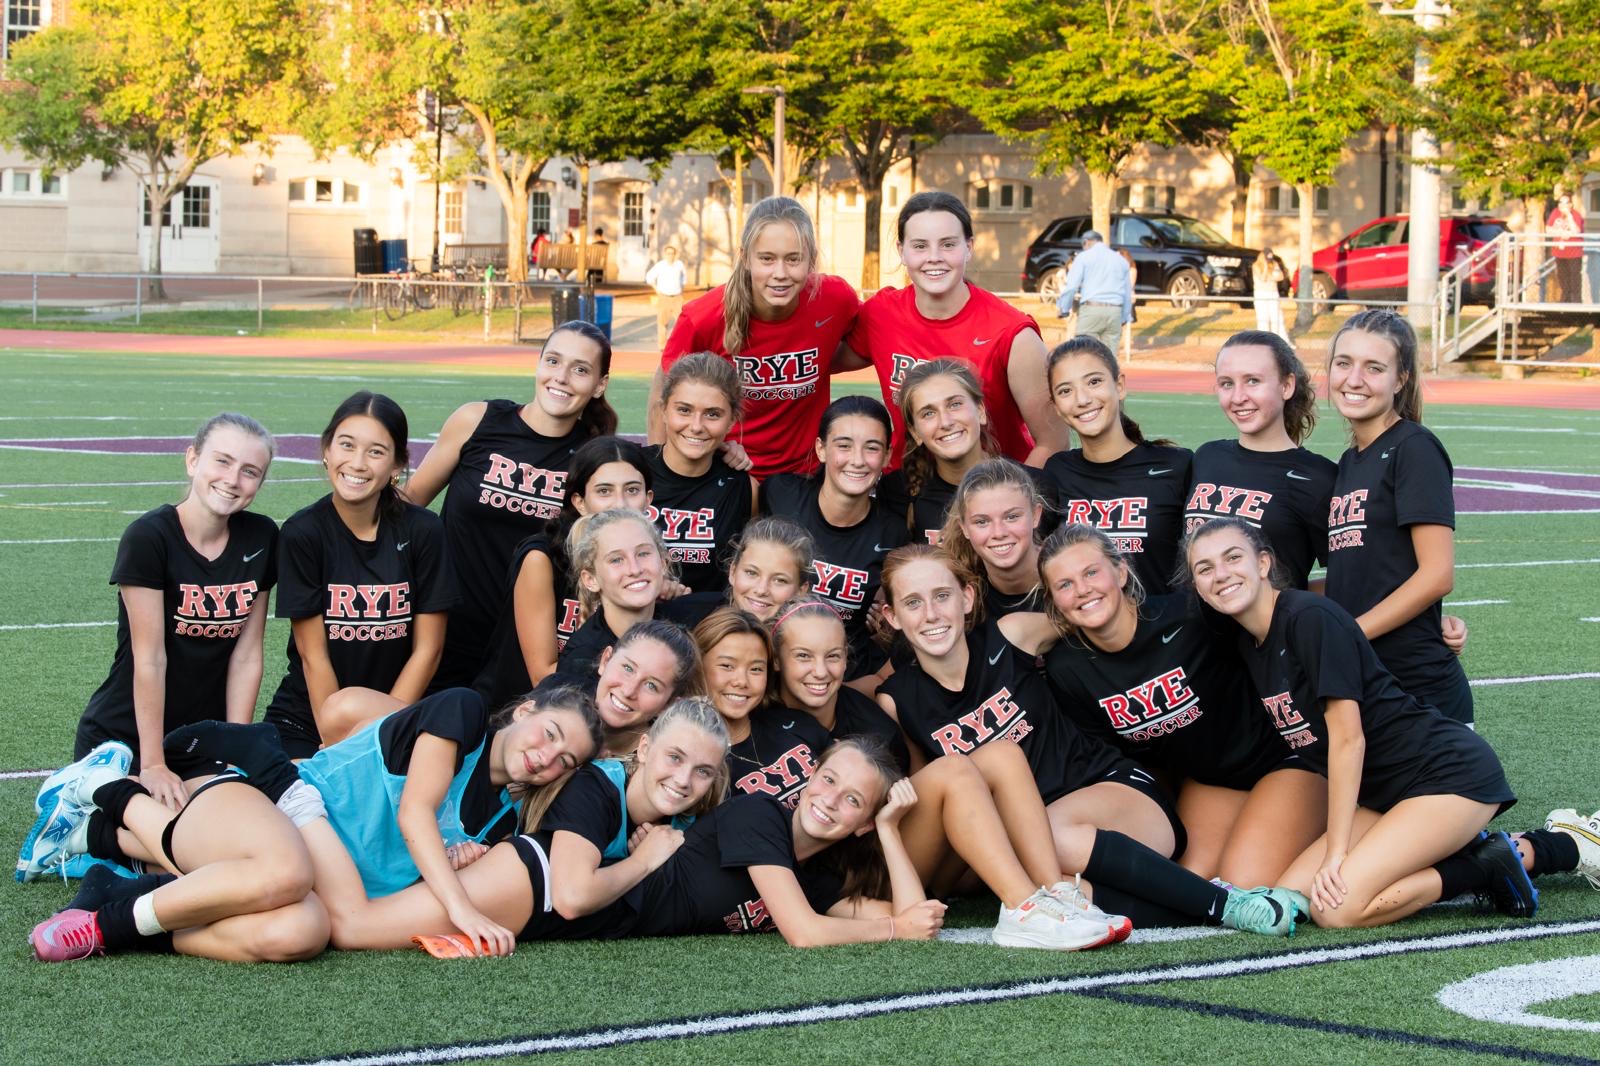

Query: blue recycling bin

[379,238,409,273]
[581,293,614,341]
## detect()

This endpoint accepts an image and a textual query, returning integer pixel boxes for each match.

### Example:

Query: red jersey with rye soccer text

[847,283,1042,466]
[662,275,860,478]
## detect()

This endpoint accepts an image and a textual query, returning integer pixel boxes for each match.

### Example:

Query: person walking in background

[589,227,610,287]
[530,229,551,280]
[645,246,689,350]
[1547,192,1585,304]
[1056,231,1132,356]
[1252,248,1292,345]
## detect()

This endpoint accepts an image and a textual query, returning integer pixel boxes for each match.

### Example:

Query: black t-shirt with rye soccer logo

[264,495,457,756]
[1042,443,1192,596]
[1184,439,1337,589]
[760,473,909,679]
[76,505,279,759]
[1044,593,1289,790]
[878,619,1120,804]
[1324,420,1467,714]
[643,445,752,594]
[436,398,585,687]
[725,707,833,809]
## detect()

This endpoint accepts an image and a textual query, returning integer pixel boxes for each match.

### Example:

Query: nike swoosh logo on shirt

[1147,468,1172,476]
[1286,470,1311,481]
[988,649,1005,665]
[783,721,795,730]
[873,544,889,553]
[396,541,410,552]
[972,337,992,346]
[242,550,264,562]
[815,316,834,328]
[1380,450,1392,460]
[1161,626,1183,644]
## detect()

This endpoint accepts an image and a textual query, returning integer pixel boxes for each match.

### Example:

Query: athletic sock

[84,779,152,864]
[1433,853,1484,900]
[95,897,174,955]
[163,720,300,802]
[1521,829,1580,877]
[1081,830,1229,927]
[69,866,174,913]
[1088,884,1200,929]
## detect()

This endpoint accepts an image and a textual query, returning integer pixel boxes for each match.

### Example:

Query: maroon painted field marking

[1455,467,1600,513]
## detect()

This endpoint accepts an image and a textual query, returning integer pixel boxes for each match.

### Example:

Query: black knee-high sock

[1082,830,1230,927]
[95,897,175,954]
[163,721,299,802]
[84,779,152,864]
[1432,852,1484,901]
[1521,829,1579,877]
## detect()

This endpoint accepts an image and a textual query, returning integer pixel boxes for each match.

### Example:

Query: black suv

[1022,212,1259,304]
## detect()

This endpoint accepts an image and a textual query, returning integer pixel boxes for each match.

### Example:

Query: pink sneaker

[30,909,105,962]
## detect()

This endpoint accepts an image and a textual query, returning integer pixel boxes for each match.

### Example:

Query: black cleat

[1467,831,1539,918]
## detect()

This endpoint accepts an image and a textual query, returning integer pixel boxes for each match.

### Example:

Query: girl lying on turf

[27,684,601,961]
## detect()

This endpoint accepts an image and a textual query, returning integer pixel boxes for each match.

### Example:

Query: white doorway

[616,187,649,282]
[138,177,221,273]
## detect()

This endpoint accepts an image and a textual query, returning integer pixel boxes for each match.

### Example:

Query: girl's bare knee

[251,904,328,962]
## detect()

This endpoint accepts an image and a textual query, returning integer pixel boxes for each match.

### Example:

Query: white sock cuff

[133,891,166,936]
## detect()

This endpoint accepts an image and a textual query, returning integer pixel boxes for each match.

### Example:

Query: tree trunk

[1088,169,1118,243]
[862,180,883,290]
[1294,181,1316,330]
[579,163,592,287]
[1522,194,1546,302]
[1228,153,1252,246]
[144,177,173,302]
[505,180,530,283]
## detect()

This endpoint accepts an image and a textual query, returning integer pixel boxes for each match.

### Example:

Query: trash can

[581,293,614,341]
[352,228,380,276]
[379,238,409,273]
[551,285,580,327]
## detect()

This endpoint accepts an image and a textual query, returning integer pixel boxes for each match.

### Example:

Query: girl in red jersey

[1042,337,1192,597]
[836,191,1069,467]
[66,414,278,811]
[407,322,619,690]
[649,196,860,478]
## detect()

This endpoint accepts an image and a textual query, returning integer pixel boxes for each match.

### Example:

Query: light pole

[1380,0,1445,330]
[742,85,786,196]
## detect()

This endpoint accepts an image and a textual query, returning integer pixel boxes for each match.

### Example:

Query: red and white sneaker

[30,909,106,962]
[992,887,1120,951]
[1050,876,1134,943]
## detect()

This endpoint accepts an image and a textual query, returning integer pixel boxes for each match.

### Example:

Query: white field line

[938,926,1232,946]
[1442,599,1509,606]
[1456,479,1600,501]
[0,621,115,631]
[0,478,326,489]
[1471,672,1600,687]
[295,919,1600,1066]
[0,537,117,545]
[1454,558,1600,570]
[1458,467,1600,479]
[1460,509,1600,515]
[11,500,108,507]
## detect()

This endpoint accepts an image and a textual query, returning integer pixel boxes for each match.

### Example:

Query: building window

[1264,183,1329,215]
[442,188,463,236]
[287,177,364,207]
[530,189,551,235]
[180,185,210,228]
[970,180,1032,213]
[1115,183,1175,212]
[887,185,899,208]
[0,167,63,197]
[623,189,645,238]
[3,0,45,65]
[1585,187,1600,217]
[838,185,863,211]
[1447,185,1484,215]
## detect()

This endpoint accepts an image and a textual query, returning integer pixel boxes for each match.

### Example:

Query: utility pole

[1382,0,1445,330]
[742,86,786,196]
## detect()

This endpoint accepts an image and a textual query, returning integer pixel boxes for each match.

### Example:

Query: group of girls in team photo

[19,192,1597,967]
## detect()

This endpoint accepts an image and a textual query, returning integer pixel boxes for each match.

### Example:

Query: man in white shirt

[1055,230,1134,355]
[645,245,689,349]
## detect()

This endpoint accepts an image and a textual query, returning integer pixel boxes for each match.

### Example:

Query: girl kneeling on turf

[56,413,277,817]
[1185,517,1529,927]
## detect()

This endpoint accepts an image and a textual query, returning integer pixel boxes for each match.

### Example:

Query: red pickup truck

[1310,215,1507,304]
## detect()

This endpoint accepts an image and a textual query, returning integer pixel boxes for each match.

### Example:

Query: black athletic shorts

[1097,758,1189,861]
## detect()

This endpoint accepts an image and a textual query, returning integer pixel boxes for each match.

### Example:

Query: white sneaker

[992,887,1118,951]
[1049,876,1133,942]
[1544,808,1600,890]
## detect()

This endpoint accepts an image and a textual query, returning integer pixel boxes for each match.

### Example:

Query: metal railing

[1433,232,1600,369]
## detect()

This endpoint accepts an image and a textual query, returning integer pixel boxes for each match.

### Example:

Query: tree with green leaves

[1424,0,1600,236]
[312,0,722,282]
[896,0,1207,242]
[1227,0,1394,323]
[0,0,308,292]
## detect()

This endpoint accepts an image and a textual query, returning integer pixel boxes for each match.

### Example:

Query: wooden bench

[537,243,610,276]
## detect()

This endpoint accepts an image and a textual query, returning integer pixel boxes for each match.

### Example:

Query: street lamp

[1379,0,1446,329]
[742,85,786,196]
